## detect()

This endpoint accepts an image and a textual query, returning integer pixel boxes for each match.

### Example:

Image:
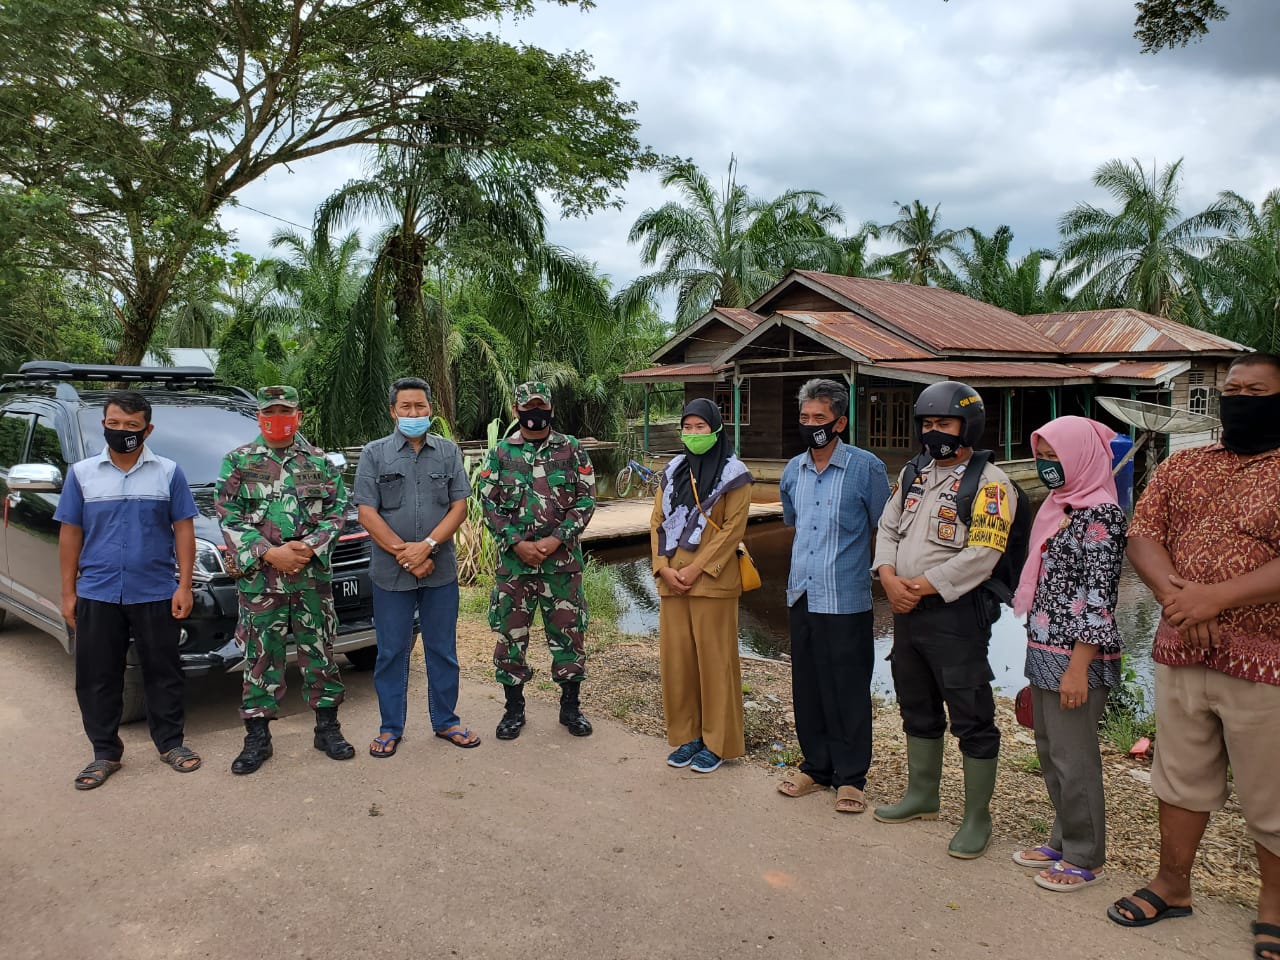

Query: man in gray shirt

[353,377,476,756]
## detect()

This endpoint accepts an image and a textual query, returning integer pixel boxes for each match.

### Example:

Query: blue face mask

[397,415,431,438]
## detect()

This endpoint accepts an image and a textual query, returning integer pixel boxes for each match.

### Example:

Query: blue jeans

[371,581,461,737]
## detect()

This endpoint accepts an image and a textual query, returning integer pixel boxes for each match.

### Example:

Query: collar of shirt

[506,429,566,450]
[1205,441,1280,462]
[94,442,157,476]
[394,431,438,453]
[801,438,851,474]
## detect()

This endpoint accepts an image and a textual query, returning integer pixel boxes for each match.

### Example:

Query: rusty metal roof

[713,307,764,331]
[769,271,1062,354]
[1084,360,1190,383]
[621,362,726,383]
[775,311,934,361]
[1024,309,1247,355]
[871,360,1094,384]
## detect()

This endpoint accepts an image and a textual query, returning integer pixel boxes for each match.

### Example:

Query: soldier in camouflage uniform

[478,381,596,739]
[215,385,356,773]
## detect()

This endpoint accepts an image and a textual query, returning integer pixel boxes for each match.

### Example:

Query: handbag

[690,472,761,592]
[1014,685,1034,729]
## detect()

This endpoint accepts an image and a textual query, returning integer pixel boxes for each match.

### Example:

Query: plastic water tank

[1110,434,1135,513]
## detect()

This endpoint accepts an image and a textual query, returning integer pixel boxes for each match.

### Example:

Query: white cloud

[221,0,1280,308]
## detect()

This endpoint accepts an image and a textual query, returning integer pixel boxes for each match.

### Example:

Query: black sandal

[74,759,122,791]
[1106,887,1193,927]
[1254,921,1280,959]
[160,745,202,772]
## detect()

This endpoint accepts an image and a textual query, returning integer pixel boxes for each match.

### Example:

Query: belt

[911,593,951,612]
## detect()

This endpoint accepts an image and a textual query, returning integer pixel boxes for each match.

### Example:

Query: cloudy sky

[224,0,1280,304]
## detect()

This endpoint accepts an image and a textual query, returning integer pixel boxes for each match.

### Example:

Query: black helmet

[914,380,985,448]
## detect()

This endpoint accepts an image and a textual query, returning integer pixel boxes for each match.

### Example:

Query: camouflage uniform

[215,386,347,719]
[478,382,596,686]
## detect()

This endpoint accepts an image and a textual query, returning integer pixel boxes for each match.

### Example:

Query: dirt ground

[0,614,1260,960]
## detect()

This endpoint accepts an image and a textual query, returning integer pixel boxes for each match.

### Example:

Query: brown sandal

[835,785,867,814]
[777,771,829,798]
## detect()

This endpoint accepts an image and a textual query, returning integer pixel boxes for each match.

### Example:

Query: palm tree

[1209,189,1280,351]
[624,157,843,326]
[943,226,1068,314]
[1057,157,1233,322]
[870,200,967,285]
[315,135,585,422]
[829,221,883,278]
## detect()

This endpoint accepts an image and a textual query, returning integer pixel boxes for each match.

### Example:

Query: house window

[1189,386,1217,418]
[998,392,1024,447]
[867,388,914,449]
[713,381,750,425]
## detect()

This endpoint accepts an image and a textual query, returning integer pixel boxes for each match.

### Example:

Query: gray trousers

[1031,684,1109,870]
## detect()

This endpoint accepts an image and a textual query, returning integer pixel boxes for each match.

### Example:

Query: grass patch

[459,574,494,619]
[741,683,754,695]
[1012,752,1042,775]
[582,556,621,629]
[535,680,556,692]
[1100,658,1156,752]
[610,694,645,720]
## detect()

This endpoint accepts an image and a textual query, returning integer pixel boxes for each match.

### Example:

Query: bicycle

[615,457,661,498]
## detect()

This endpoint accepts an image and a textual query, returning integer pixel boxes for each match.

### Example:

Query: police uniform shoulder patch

[966,482,1012,552]
[938,521,957,542]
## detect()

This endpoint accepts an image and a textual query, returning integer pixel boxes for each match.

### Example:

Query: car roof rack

[2,361,255,401]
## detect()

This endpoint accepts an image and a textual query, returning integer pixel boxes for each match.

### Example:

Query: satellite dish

[1095,396,1220,434]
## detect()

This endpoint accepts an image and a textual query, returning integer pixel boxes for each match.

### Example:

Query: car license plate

[337,578,359,599]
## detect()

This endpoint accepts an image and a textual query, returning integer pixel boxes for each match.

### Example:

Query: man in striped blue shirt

[776,378,890,814]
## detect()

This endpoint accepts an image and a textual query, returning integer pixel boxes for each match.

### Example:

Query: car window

[0,412,33,470]
[29,415,69,474]
[79,403,263,486]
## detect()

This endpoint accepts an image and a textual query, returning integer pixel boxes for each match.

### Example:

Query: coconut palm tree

[1057,157,1233,322]
[870,200,967,285]
[1209,188,1280,351]
[623,157,843,326]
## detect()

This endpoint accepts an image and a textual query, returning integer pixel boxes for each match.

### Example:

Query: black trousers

[75,598,185,761]
[890,590,1000,760]
[789,594,875,789]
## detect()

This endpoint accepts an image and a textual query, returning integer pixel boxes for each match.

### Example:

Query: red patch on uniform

[950,479,962,492]
[480,469,491,478]
[578,465,593,475]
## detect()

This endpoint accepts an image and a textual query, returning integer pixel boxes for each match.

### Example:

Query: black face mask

[799,420,839,450]
[103,427,146,454]
[1219,393,1280,455]
[920,429,963,461]
[519,408,553,433]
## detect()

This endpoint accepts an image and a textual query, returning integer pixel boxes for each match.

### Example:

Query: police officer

[478,381,596,740]
[871,381,1016,858]
[215,385,356,773]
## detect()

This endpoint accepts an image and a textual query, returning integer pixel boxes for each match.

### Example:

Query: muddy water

[588,520,1161,700]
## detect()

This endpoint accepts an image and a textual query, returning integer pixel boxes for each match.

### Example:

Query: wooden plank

[582,498,784,544]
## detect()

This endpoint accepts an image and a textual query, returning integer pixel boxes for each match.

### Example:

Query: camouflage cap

[256,385,300,410]
[514,381,552,407]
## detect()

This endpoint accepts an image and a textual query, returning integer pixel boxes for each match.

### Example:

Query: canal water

[587,519,1162,700]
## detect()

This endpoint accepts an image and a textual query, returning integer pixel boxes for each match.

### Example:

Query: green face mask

[1036,458,1066,490]
[681,429,720,456]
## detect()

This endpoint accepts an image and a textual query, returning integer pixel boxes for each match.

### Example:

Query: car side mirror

[7,463,63,492]
[325,451,348,471]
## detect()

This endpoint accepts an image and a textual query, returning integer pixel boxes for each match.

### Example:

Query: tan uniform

[650,482,751,759]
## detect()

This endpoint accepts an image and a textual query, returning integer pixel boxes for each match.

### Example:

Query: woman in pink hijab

[1010,416,1126,892]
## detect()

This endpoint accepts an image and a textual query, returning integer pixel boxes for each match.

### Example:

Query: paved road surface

[0,620,1252,960]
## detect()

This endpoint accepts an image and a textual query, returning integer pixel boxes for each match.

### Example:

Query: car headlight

[194,538,227,580]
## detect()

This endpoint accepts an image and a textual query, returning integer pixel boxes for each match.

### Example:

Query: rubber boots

[558,681,593,737]
[947,754,999,859]
[231,718,272,775]
[496,684,527,740]
[313,706,355,760]
[873,735,944,823]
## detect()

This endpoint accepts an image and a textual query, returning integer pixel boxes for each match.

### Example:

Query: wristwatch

[425,537,439,556]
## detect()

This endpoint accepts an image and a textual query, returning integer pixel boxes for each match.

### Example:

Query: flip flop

[1033,863,1105,892]
[777,771,828,798]
[369,734,400,758]
[1253,921,1280,960]
[435,727,481,749]
[1107,887,1193,927]
[835,785,867,814]
[1012,846,1063,867]
[160,745,202,773]
[74,759,122,791]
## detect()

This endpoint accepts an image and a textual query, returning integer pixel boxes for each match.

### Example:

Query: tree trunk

[114,287,167,366]
[388,236,454,425]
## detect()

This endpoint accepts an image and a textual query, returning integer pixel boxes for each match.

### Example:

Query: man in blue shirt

[55,391,200,790]
[777,378,890,814]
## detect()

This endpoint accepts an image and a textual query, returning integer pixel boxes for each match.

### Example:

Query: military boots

[558,681,593,737]
[231,718,273,775]
[496,684,527,740]
[313,706,355,760]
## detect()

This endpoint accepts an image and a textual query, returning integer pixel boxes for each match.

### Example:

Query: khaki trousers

[659,594,745,759]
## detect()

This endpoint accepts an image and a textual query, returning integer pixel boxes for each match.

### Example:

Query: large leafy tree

[624,157,843,327]
[1057,157,1232,322]
[1134,1,1229,52]
[871,200,967,286]
[1209,189,1280,351]
[0,0,649,365]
